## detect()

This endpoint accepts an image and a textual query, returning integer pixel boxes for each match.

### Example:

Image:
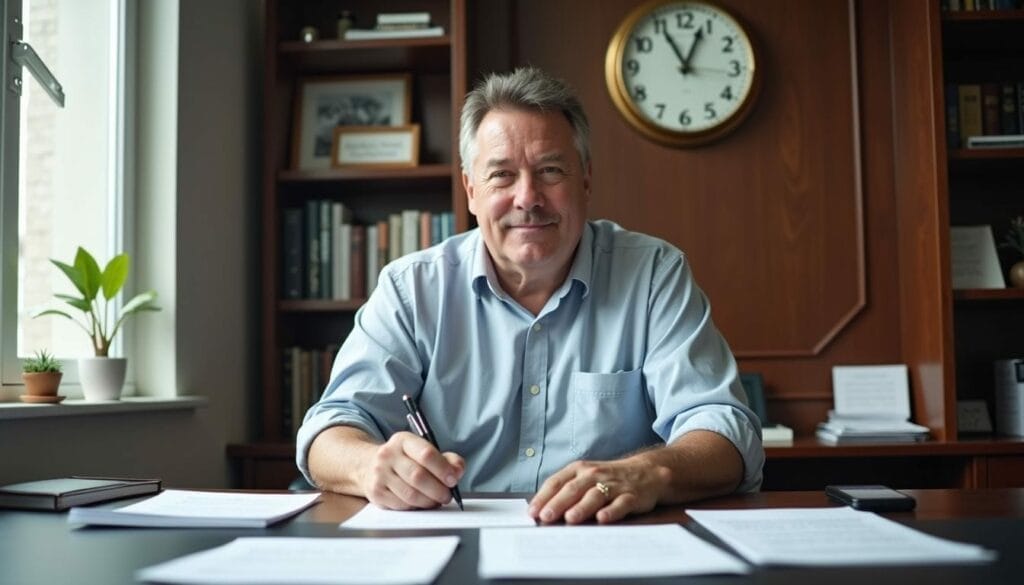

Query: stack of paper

[817,365,930,444]
[68,490,320,528]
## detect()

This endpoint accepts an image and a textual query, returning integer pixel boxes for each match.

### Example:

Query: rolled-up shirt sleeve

[295,265,422,485]
[643,250,764,492]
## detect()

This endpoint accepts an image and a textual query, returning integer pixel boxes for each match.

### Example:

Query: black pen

[401,394,464,511]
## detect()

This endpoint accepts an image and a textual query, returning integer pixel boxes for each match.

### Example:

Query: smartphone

[825,485,916,512]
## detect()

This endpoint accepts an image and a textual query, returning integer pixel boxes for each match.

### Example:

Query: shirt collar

[470,222,593,300]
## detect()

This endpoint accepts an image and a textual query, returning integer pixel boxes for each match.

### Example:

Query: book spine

[331,203,344,300]
[319,201,332,299]
[377,11,432,25]
[981,83,1002,136]
[351,224,366,300]
[432,213,442,245]
[282,208,304,299]
[339,223,352,300]
[290,347,303,435]
[305,201,320,299]
[945,84,960,151]
[958,84,983,146]
[281,348,293,437]
[419,211,432,250]
[365,225,379,296]
[1002,83,1020,135]
[402,210,420,256]
[389,213,403,263]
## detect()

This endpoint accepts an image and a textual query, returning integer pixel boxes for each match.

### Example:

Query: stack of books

[817,364,931,445]
[816,412,930,444]
[345,12,444,40]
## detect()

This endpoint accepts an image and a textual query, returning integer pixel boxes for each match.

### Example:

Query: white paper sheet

[687,507,996,566]
[68,490,320,528]
[136,536,459,585]
[832,364,911,418]
[341,498,534,530]
[478,524,749,579]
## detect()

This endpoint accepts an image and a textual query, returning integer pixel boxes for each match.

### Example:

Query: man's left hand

[527,458,671,525]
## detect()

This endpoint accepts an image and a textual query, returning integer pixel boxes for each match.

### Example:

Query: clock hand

[663,31,691,75]
[682,29,704,74]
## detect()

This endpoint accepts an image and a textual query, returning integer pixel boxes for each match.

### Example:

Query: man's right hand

[359,431,465,510]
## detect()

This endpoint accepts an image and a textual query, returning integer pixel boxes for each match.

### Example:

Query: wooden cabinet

[229,0,467,487]
[938,7,1024,433]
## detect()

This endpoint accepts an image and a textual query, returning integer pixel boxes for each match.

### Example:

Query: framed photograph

[331,125,421,169]
[291,74,411,170]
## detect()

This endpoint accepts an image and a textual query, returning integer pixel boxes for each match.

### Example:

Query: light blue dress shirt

[297,220,764,492]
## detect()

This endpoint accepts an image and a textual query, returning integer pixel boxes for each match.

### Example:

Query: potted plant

[20,350,64,404]
[30,247,160,401]
[1000,216,1024,289]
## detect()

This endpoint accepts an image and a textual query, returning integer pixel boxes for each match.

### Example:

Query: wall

[470,0,948,435]
[0,0,262,487]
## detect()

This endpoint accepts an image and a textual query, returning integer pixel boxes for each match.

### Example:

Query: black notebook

[0,476,161,511]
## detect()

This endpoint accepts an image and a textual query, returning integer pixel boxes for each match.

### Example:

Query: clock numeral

[720,85,733,100]
[676,11,694,29]
[655,103,666,119]
[632,85,648,102]
[654,18,668,34]
[626,59,640,76]
[634,36,653,53]
[704,102,717,120]
[679,109,692,127]
[721,35,734,53]
[704,20,713,35]
[728,59,741,77]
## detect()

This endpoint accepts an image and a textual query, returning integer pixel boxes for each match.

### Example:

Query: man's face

[463,109,590,279]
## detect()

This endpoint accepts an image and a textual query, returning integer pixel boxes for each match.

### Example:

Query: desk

[2,489,1022,584]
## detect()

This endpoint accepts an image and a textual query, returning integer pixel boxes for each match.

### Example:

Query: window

[0,0,133,393]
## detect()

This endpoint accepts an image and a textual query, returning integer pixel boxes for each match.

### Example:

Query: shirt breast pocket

[570,369,650,460]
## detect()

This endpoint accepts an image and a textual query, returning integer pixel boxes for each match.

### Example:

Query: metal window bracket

[10,39,65,108]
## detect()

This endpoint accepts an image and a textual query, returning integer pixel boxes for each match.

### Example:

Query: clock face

[605,0,760,147]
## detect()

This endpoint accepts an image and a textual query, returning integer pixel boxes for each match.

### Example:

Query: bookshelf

[228,0,467,488]
[938,3,1024,423]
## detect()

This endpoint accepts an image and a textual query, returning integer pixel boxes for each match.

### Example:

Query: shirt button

[529,385,540,395]
[525,447,536,457]
[533,323,542,332]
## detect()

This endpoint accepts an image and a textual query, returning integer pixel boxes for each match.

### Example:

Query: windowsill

[0,396,206,420]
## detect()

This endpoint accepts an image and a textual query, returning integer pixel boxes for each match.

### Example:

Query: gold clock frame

[604,0,762,148]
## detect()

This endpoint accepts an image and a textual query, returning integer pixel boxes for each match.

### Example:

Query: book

[817,365,931,444]
[376,12,431,26]
[67,489,320,528]
[981,83,1001,135]
[994,358,1024,437]
[344,27,445,40]
[949,225,1006,289]
[966,133,1024,148]
[319,201,332,299]
[1001,83,1019,135]
[351,224,366,300]
[0,477,161,511]
[305,200,321,299]
[945,84,960,151]
[402,210,421,256]
[957,84,983,146]
[366,224,379,295]
[282,208,304,299]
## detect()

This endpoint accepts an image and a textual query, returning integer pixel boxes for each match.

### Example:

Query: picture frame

[291,73,411,170]
[331,124,421,169]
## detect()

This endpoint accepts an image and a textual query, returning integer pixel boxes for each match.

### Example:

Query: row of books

[281,344,339,437]
[344,11,444,40]
[941,0,1022,10]
[946,82,1024,149]
[282,200,456,301]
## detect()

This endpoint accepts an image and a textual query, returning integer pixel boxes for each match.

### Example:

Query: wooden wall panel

[470,0,917,433]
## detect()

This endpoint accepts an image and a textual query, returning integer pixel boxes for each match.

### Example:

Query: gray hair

[459,67,591,177]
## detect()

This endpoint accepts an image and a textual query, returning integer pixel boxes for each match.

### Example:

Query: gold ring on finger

[595,481,611,499]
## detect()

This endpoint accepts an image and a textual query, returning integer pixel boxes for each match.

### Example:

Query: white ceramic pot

[78,357,127,401]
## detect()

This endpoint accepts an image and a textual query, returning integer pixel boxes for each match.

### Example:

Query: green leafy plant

[30,247,160,357]
[1001,216,1024,260]
[22,349,62,373]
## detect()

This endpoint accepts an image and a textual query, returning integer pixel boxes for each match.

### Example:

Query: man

[298,67,763,524]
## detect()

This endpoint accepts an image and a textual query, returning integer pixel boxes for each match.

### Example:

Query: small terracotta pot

[21,371,62,397]
[1010,261,1024,289]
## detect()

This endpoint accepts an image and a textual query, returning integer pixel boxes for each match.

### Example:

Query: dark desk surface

[2,489,1022,584]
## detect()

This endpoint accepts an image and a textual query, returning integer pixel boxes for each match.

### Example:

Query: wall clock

[605,0,761,147]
